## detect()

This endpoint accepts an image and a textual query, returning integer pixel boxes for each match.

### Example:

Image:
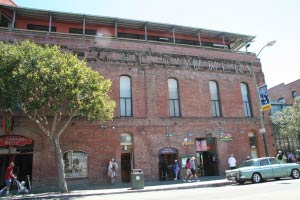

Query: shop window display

[63,150,88,178]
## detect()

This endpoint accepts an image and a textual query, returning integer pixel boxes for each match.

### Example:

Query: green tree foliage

[0,40,115,192]
[271,97,300,138]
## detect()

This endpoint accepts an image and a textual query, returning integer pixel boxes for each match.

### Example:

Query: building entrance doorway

[197,151,218,176]
[0,135,33,189]
[158,147,178,181]
[196,137,218,176]
[121,153,132,182]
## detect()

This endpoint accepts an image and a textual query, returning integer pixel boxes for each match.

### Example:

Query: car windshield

[239,160,259,168]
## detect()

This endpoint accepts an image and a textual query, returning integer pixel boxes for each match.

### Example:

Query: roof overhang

[0,4,255,51]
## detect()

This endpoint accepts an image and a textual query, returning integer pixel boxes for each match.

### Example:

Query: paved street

[75,179,300,200]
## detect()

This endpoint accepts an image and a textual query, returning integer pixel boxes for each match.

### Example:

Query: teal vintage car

[225,157,300,184]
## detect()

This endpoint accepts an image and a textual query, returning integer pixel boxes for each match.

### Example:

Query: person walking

[183,158,192,182]
[0,161,17,196]
[228,154,237,170]
[190,156,198,181]
[172,160,180,180]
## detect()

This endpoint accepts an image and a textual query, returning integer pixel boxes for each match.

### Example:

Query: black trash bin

[131,169,144,189]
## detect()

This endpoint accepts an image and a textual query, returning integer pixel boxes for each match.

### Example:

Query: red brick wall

[0,30,276,189]
[269,79,300,104]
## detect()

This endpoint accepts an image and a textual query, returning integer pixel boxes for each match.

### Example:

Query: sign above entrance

[0,135,33,147]
[219,132,234,141]
[159,147,178,154]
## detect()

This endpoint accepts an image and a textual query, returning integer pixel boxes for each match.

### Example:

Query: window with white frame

[168,78,181,117]
[209,81,221,117]
[240,83,252,117]
[63,150,88,178]
[120,76,132,117]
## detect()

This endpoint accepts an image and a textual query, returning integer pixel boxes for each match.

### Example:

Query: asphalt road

[75,178,300,200]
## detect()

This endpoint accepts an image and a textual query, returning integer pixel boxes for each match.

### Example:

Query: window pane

[210,81,221,117]
[174,100,180,116]
[240,83,252,117]
[260,159,270,166]
[240,83,248,101]
[169,100,175,116]
[120,76,132,117]
[168,79,180,117]
[270,158,279,165]
[126,99,132,116]
[64,151,88,178]
[214,101,221,116]
[243,102,251,117]
[209,81,218,100]
[120,76,131,98]
[168,79,179,99]
[211,103,216,116]
[63,151,72,176]
[120,99,126,116]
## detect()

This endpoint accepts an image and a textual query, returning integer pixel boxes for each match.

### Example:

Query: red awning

[0,135,32,147]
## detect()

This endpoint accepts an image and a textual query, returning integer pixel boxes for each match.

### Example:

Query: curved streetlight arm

[257,40,276,57]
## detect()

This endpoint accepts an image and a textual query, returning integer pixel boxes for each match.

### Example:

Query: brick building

[269,79,300,105]
[269,79,300,156]
[0,1,276,188]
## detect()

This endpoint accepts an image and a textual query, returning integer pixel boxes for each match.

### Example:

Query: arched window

[120,133,133,151]
[168,78,181,117]
[240,83,252,117]
[209,81,221,117]
[63,150,88,178]
[120,76,132,117]
[120,133,133,145]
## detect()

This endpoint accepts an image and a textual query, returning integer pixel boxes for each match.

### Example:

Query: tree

[0,41,115,192]
[271,97,300,138]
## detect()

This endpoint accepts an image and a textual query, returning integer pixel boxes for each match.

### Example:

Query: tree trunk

[50,134,68,193]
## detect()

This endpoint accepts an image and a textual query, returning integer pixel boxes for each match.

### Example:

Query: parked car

[225,157,300,184]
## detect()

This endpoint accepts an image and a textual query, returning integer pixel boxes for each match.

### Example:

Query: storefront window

[63,150,88,178]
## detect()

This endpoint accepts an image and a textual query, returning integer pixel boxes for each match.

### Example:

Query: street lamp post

[252,40,276,157]
[256,40,276,57]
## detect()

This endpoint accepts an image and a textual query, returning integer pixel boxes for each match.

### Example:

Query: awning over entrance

[0,135,32,147]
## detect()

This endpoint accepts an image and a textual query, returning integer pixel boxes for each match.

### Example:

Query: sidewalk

[2,176,232,199]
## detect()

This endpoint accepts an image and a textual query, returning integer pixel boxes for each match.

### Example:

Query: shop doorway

[121,153,132,182]
[197,151,218,176]
[0,145,33,188]
[158,147,178,181]
[196,137,218,176]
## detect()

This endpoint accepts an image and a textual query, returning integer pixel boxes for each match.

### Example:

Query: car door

[270,157,289,177]
[259,158,273,178]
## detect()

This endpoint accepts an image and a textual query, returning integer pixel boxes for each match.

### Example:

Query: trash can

[131,169,144,189]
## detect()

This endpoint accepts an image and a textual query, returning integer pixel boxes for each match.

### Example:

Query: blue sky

[13,0,300,88]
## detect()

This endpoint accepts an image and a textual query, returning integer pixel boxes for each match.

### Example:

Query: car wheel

[291,169,300,179]
[251,173,262,183]
[236,180,245,184]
